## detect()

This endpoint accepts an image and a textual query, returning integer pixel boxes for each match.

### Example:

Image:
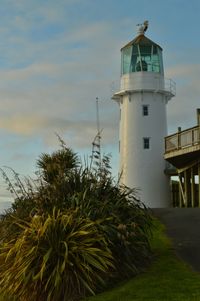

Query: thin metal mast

[96,97,100,138]
[95,97,101,162]
[91,97,101,168]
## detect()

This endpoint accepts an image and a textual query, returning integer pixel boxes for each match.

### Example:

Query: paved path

[153,208,200,272]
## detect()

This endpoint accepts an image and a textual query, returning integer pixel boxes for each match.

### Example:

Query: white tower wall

[119,88,169,207]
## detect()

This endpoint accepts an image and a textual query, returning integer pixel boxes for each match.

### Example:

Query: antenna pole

[95,97,101,165]
[90,97,102,170]
[96,97,100,134]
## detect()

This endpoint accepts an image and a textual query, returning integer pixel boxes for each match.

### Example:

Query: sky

[0,0,200,203]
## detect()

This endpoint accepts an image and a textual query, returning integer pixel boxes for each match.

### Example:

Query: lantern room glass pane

[121,46,132,74]
[121,44,163,75]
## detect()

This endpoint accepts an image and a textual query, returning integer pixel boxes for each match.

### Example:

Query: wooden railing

[165,126,200,153]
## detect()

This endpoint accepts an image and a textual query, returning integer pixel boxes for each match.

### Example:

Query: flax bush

[0,138,152,300]
[0,209,113,301]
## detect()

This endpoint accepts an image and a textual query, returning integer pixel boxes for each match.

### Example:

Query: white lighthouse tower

[113,22,175,208]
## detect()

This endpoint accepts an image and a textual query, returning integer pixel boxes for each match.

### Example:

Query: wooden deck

[164,125,200,169]
[164,115,200,207]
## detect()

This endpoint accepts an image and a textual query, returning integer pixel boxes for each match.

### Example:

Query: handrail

[111,76,176,97]
[165,125,200,153]
[165,78,176,96]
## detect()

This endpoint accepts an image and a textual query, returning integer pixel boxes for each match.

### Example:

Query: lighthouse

[113,22,175,208]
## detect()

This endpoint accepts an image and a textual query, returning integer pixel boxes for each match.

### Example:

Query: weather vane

[137,20,149,35]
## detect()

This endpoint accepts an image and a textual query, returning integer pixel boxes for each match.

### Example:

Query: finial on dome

[137,20,149,35]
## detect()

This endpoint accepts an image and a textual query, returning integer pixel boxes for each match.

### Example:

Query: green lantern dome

[121,33,164,75]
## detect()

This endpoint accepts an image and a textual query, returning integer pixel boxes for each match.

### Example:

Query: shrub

[0,139,153,300]
[0,208,113,301]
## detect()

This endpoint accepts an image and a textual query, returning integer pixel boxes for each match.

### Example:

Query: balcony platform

[164,116,200,207]
[164,125,200,169]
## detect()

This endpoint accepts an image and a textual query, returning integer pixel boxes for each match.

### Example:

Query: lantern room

[121,34,164,75]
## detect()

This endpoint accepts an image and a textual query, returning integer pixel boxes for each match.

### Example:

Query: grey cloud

[166,64,200,134]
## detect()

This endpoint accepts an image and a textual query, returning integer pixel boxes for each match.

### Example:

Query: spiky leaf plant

[0,208,113,301]
[0,138,153,299]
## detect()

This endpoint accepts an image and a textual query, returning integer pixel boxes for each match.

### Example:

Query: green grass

[85,219,200,301]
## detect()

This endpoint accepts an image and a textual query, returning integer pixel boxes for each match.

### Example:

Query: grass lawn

[85,219,200,301]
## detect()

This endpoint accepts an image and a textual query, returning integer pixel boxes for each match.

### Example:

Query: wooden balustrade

[165,126,200,153]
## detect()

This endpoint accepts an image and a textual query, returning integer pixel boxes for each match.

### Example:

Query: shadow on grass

[85,218,200,301]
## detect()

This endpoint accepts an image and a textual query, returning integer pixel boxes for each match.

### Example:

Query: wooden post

[178,173,186,207]
[191,166,195,207]
[178,127,181,149]
[197,109,200,143]
[184,170,187,207]
[187,169,191,207]
[196,108,200,126]
[178,173,182,207]
[184,170,191,207]
[198,162,200,207]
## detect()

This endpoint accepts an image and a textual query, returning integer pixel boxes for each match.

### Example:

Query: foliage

[85,219,200,301]
[0,137,153,300]
[0,209,113,301]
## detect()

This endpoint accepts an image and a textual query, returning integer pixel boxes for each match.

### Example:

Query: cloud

[0,2,128,182]
[166,64,200,81]
[0,115,46,135]
[166,63,200,133]
[0,63,60,81]
[0,112,118,147]
[0,16,120,154]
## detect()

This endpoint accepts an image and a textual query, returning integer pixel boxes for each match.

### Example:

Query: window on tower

[142,105,149,116]
[143,137,150,149]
